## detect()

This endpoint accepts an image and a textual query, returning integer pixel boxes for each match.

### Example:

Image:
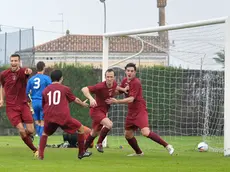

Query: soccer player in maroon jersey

[106,63,174,156]
[0,54,38,157]
[81,69,119,153]
[39,70,92,160]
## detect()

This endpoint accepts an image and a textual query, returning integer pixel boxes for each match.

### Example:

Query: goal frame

[102,17,230,156]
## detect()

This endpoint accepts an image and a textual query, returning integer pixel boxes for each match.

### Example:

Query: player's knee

[141,128,150,137]
[125,130,134,139]
[78,125,84,134]
[27,128,34,135]
[106,121,113,129]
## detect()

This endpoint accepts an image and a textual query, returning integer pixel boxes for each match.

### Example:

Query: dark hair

[125,63,136,71]
[51,70,62,82]
[10,54,20,60]
[105,68,115,76]
[36,61,45,72]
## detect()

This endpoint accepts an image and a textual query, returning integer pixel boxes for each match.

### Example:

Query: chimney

[157,0,169,66]
[157,0,167,26]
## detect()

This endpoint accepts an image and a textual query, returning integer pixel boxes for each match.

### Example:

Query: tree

[213,50,225,67]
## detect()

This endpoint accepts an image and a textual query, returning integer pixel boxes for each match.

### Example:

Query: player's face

[105,71,115,87]
[125,67,136,80]
[10,56,20,72]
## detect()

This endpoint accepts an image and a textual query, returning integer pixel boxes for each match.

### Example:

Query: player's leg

[16,123,38,154]
[83,126,94,148]
[141,127,174,155]
[32,100,41,137]
[39,109,44,137]
[6,106,38,154]
[125,129,143,156]
[39,122,58,160]
[138,111,174,155]
[96,117,113,153]
[84,112,102,150]
[84,128,100,150]
[62,118,92,159]
[21,103,40,155]
[124,116,143,156]
[34,120,40,137]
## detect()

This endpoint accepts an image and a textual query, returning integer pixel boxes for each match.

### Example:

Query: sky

[0,0,229,68]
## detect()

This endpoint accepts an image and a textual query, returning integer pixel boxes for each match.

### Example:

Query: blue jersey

[26,74,52,100]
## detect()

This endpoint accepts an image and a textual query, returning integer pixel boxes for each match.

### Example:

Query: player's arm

[26,79,32,97]
[81,87,94,101]
[106,81,139,105]
[81,84,100,107]
[66,87,88,107]
[0,85,5,107]
[25,68,32,75]
[106,96,134,104]
[0,73,5,107]
[115,85,129,95]
[74,97,88,107]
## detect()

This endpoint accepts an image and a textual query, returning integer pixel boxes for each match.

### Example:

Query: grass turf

[0,136,229,172]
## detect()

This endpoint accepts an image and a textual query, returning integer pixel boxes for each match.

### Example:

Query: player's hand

[0,100,4,107]
[28,102,34,114]
[124,85,129,94]
[105,98,118,104]
[25,68,32,75]
[81,99,89,107]
[89,98,97,107]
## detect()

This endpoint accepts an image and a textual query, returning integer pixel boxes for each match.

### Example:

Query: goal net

[102,17,230,155]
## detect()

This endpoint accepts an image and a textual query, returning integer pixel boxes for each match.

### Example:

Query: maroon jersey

[42,84,76,125]
[120,77,146,114]
[0,68,29,106]
[88,81,117,113]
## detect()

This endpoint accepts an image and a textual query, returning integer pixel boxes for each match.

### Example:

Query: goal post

[102,17,230,156]
[224,17,230,156]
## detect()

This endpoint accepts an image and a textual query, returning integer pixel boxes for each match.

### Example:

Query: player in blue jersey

[26,61,51,138]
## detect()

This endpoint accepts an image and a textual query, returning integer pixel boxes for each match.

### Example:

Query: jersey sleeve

[66,87,76,102]
[87,82,104,94]
[46,76,52,86]
[129,80,141,99]
[26,79,32,96]
[42,91,46,110]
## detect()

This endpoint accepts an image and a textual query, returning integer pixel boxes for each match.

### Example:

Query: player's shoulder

[93,81,106,88]
[131,78,141,84]
[113,80,118,87]
[28,74,37,80]
[1,69,11,75]
[121,77,128,84]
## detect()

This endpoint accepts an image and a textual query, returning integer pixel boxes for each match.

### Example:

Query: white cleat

[127,152,144,157]
[166,144,174,155]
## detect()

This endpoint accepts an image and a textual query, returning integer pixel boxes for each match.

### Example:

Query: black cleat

[30,135,34,142]
[78,151,92,160]
[95,143,104,153]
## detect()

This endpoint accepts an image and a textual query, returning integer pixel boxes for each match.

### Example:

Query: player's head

[36,61,46,73]
[10,54,21,72]
[105,68,115,87]
[51,70,63,83]
[125,63,136,80]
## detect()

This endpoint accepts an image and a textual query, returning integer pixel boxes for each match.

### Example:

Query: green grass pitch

[0,136,230,172]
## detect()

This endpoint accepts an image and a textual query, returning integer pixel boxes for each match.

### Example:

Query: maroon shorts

[90,109,107,132]
[44,118,82,136]
[6,103,33,127]
[125,110,149,130]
